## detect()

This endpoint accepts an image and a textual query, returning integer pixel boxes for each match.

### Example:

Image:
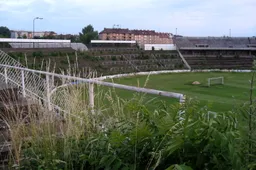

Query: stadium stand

[175,37,255,48]
[174,37,256,70]
[74,51,185,75]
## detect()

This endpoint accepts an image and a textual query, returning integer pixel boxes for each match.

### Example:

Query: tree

[79,25,98,45]
[22,34,27,39]
[0,26,11,38]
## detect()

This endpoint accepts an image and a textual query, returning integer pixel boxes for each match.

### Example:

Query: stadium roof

[179,47,256,50]
[91,40,136,44]
[0,38,70,43]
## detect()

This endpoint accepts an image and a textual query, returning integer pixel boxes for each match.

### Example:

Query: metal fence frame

[0,64,185,114]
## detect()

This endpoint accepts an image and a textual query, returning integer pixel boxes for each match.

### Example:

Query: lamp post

[33,17,43,48]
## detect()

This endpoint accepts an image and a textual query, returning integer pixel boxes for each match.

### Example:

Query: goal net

[208,77,224,87]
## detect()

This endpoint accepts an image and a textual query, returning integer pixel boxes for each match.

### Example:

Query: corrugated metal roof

[0,38,70,43]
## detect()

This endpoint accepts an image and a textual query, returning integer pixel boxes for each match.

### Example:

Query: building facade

[10,30,57,39]
[99,28,173,46]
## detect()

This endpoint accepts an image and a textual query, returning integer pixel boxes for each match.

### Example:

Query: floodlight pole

[33,17,43,48]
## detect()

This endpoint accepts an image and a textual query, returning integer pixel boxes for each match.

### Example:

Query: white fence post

[89,83,95,114]
[21,70,26,97]
[46,74,52,111]
[179,95,186,104]
[4,67,8,84]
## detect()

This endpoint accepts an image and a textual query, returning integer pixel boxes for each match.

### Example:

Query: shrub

[32,51,43,57]
[83,54,91,59]
[50,51,59,57]
[161,54,169,59]
[171,54,176,59]
[91,56,99,61]
[58,51,64,56]
[111,56,117,61]
[8,53,18,60]
[17,52,24,58]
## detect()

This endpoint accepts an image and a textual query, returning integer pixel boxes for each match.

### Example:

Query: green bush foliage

[32,51,43,57]
[111,56,117,61]
[16,94,256,169]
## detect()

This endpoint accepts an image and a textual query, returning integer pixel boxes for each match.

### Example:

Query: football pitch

[104,72,256,112]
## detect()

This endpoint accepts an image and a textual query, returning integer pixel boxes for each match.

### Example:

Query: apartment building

[10,30,57,39]
[99,28,173,46]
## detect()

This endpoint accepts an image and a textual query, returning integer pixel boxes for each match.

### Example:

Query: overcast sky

[0,0,255,36]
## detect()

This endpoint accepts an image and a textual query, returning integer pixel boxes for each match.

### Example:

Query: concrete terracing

[174,36,256,48]
[173,36,256,70]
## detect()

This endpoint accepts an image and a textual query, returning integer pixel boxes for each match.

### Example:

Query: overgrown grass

[1,59,256,169]
[5,89,256,169]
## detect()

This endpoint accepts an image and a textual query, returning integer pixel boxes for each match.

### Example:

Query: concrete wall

[144,44,176,51]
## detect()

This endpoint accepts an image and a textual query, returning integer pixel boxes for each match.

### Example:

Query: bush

[83,54,91,59]
[32,51,43,57]
[91,56,100,61]
[111,56,117,61]
[161,54,169,59]
[50,51,59,57]
[58,51,64,56]
[8,53,18,60]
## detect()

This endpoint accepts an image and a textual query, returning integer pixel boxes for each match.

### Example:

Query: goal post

[208,77,224,87]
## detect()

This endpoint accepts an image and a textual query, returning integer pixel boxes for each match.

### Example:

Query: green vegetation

[79,25,99,45]
[107,72,255,112]
[0,26,11,38]
[6,80,256,170]
[1,61,256,169]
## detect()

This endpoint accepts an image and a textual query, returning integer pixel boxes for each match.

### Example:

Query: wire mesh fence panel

[0,50,47,99]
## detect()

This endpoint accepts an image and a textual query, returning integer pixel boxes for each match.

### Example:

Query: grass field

[103,72,256,112]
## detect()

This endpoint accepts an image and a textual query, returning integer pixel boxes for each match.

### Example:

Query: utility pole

[33,17,43,48]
